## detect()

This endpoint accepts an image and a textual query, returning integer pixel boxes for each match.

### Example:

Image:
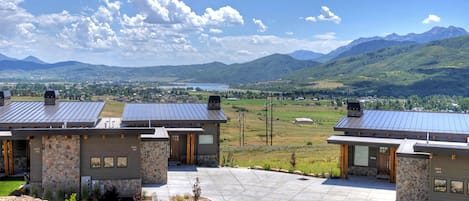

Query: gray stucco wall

[42,135,80,191]
[29,137,42,183]
[141,140,168,184]
[198,123,219,166]
[80,134,140,180]
[396,156,429,201]
[428,154,469,201]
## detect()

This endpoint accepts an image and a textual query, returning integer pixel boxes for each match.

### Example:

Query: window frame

[434,178,447,193]
[353,145,369,166]
[103,156,115,168]
[450,180,464,194]
[117,156,128,168]
[199,134,214,145]
[90,157,101,168]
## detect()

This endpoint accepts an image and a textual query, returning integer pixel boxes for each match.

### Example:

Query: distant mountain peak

[288,50,324,61]
[22,56,47,64]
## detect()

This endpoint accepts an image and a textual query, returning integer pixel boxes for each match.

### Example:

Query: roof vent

[208,96,221,110]
[347,100,363,117]
[0,90,11,106]
[44,90,59,105]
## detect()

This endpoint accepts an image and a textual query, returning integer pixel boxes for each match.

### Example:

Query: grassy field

[220,99,345,175]
[0,180,24,196]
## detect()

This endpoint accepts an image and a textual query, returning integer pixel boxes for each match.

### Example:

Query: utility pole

[265,95,269,145]
[270,94,273,146]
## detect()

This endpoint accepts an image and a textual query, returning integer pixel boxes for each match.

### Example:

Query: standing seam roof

[335,110,469,134]
[0,102,104,124]
[122,103,227,122]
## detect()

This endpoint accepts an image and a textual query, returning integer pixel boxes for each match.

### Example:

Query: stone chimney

[0,90,11,106]
[44,90,59,105]
[347,100,363,117]
[207,96,221,110]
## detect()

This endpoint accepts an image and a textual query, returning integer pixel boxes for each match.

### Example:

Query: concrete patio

[143,166,396,201]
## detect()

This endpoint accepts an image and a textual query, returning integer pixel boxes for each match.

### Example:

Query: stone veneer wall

[198,154,218,167]
[140,141,168,184]
[349,166,377,176]
[42,135,80,191]
[98,179,141,197]
[396,156,430,201]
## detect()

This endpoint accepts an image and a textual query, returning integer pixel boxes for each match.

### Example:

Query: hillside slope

[287,35,469,96]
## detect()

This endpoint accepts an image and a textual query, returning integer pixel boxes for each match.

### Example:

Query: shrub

[101,186,119,201]
[30,184,39,198]
[57,187,65,201]
[263,164,271,170]
[44,187,53,201]
[92,183,100,201]
[192,177,201,201]
[306,141,313,146]
[290,151,296,168]
[66,193,77,201]
[81,184,89,201]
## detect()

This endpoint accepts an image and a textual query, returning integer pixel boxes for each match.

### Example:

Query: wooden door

[377,147,389,175]
[186,134,195,165]
[170,135,180,160]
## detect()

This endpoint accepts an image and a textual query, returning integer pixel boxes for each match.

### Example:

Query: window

[450,180,463,194]
[354,145,369,166]
[434,179,447,192]
[103,157,114,168]
[90,157,101,168]
[199,135,214,144]
[117,157,128,168]
[379,147,388,153]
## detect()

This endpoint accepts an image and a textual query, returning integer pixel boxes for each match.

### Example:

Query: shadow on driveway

[322,175,396,190]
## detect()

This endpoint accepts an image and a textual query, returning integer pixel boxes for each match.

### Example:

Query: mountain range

[1,26,469,96]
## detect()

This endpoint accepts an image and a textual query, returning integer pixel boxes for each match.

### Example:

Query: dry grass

[306,80,344,89]
[220,99,344,175]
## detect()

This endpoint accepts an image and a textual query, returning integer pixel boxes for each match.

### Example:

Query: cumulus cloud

[36,11,79,27]
[209,28,223,34]
[132,0,243,27]
[422,14,440,24]
[305,16,316,22]
[317,6,341,24]
[314,32,336,40]
[252,18,267,32]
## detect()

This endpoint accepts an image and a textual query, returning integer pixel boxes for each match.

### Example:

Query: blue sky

[0,0,467,66]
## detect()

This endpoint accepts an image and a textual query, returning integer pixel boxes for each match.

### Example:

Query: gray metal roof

[0,101,104,125]
[335,110,469,135]
[122,103,227,122]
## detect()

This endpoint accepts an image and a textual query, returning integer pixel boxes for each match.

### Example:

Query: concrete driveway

[143,167,396,201]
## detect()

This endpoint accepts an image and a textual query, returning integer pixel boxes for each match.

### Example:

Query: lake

[159,83,230,91]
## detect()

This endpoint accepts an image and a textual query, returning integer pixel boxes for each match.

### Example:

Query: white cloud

[58,17,118,49]
[36,11,79,27]
[317,6,341,24]
[314,32,336,40]
[422,14,440,24]
[209,28,223,34]
[285,32,294,35]
[305,16,316,22]
[132,0,243,27]
[252,18,267,32]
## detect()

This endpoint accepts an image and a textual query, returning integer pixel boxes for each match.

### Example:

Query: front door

[377,147,389,176]
[170,135,180,161]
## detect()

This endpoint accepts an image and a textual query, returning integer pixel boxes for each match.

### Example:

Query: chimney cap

[208,95,221,110]
[0,90,11,99]
[44,90,59,98]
